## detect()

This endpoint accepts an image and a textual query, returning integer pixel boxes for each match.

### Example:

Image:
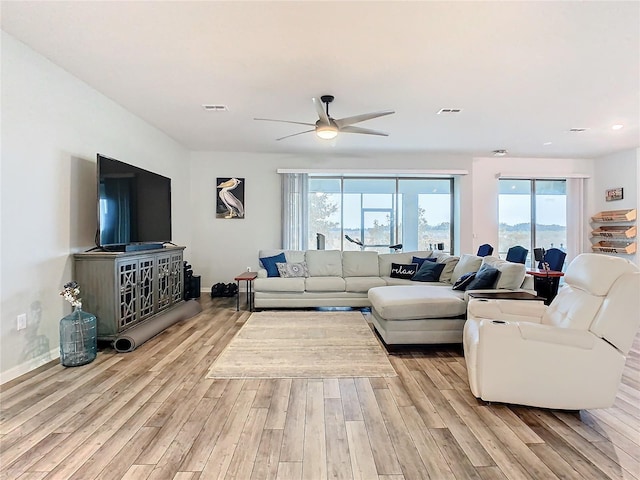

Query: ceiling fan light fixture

[316,124,338,140]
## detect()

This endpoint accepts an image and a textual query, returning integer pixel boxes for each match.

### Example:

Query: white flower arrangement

[60,281,82,308]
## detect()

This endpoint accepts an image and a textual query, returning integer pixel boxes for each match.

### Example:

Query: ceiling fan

[254,95,395,141]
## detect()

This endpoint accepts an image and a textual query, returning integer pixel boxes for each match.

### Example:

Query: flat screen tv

[97,154,172,248]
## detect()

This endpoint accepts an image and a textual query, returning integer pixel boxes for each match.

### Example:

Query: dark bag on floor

[223,283,238,297]
[210,282,225,297]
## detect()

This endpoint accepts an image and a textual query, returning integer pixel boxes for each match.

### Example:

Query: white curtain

[566,178,586,263]
[281,173,308,250]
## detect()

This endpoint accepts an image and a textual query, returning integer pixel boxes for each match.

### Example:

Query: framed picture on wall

[605,187,623,202]
[216,178,245,218]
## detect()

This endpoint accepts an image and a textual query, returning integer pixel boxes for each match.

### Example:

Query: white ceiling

[2,1,639,158]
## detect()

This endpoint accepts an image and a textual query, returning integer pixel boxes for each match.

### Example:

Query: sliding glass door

[498,179,567,267]
[308,176,453,253]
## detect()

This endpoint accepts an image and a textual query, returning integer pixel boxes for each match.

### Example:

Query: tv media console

[73,246,185,341]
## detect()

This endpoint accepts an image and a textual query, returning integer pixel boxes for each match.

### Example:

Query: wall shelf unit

[591,209,636,222]
[590,209,636,255]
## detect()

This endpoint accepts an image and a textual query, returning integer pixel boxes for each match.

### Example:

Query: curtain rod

[277,168,468,176]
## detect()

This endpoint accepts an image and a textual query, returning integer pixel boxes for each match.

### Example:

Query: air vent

[569,127,588,132]
[202,104,229,111]
[437,108,462,114]
[492,149,508,156]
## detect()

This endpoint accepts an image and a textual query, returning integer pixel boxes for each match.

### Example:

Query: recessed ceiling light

[202,104,229,111]
[492,149,507,156]
[437,108,462,114]
[612,124,624,130]
[543,142,553,146]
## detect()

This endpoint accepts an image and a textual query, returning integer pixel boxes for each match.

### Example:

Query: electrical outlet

[17,313,27,331]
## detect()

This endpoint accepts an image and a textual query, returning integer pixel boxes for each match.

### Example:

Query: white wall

[592,149,639,266]
[0,32,191,382]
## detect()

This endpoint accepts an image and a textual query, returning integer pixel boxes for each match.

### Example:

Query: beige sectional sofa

[254,249,432,308]
[254,249,534,344]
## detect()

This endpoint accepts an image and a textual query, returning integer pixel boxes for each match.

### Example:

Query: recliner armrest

[467,299,546,323]
[517,323,595,350]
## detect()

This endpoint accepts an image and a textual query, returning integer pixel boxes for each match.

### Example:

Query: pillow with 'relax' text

[390,263,419,280]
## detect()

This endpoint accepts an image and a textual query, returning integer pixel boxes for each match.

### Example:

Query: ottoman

[368,285,468,345]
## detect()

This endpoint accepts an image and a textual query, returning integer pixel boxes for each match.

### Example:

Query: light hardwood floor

[1,296,639,480]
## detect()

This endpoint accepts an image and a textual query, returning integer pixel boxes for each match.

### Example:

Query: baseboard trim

[0,347,60,385]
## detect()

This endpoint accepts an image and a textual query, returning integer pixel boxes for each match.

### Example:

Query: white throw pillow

[434,254,460,284]
[481,256,526,289]
[451,254,483,284]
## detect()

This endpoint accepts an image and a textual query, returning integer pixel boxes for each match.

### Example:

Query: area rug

[206,310,397,378]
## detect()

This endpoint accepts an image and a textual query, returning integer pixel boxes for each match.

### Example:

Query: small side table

[526,269,565,305]
[234,271,258,311]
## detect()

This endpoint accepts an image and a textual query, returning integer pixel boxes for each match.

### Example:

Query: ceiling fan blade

[339,125,389,136]
[254,118,316,127]
[335,110,395,128]
[313,97,330,124]
[276,129,315,141]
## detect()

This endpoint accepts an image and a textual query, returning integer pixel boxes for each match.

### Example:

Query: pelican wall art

[216,177,245,219]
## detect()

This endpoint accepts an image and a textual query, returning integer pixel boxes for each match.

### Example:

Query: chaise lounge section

[254,249,534,344]
[368,255,534,344]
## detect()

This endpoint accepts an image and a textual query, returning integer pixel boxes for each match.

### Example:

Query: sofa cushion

[451,254,483,284]
[254,277,305,292]
[258,250,306,264]
[369,285,467,320]
[305,276,346,292]
[390,263,419,279]
[345,276,387,293]
[480,256,526,289]
[342,251,380,277]
[466,264,500,290]
[259,252,286,277]
[434,254,460,283]
[412,262,446,282]
[306,250,343,276]
[276,262,309,278]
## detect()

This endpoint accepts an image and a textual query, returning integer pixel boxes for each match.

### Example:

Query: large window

[498,179,567,267]
[308,176,453,253]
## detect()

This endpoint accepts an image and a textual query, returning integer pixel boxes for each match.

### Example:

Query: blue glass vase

[59,306,97,367]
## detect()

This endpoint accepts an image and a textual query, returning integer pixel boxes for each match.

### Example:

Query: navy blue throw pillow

[466,264,500,290]
[260,252,286,277]
[390,263,419,279]
[412,256,436,269]
[412,261,446,282]
[452,271,477,291]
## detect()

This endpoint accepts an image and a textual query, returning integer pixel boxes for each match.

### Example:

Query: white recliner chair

[463,253,640,410]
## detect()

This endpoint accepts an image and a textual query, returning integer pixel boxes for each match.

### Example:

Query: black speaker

[189,275,201,299]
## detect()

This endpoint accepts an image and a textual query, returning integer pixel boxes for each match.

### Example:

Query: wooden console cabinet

[73,246,185,340]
